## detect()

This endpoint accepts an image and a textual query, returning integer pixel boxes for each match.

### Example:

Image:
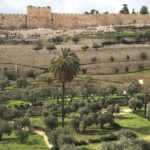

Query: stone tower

[27,6,52,29]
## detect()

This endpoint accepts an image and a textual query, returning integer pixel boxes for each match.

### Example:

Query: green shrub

[110,56,114,62]
[44,115,58,130]
[140,52,147,60]
[81,68,87,74]
[138,64,145,70]
[146,103,150,120]
[102,41,116,46]
[91,57,97,63]
[72,36,80,44]
[128,81,141,95]
[16,78,28,88]
[26,69,35,78]
[46,44,56,51]
[129,98,143,112]
[117,129,138,140]
[33,41,43,51]
[92,43,100,51]
[16,130,29,144]
[81,45,89,51]
[126,55,130,61]
[52,36,63,44]
[70,117,80,133]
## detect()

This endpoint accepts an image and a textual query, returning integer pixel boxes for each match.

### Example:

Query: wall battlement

[0,6,150,30]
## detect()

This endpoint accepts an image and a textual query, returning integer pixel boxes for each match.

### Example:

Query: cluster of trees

[119,4,149,15]
[84,4,149,15]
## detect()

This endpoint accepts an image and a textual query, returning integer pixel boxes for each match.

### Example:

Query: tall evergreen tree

[140,6,149,14]
[120,4,130,14]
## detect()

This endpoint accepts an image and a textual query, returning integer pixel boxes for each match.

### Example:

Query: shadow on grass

[116,115,134,120]
[80,128,116,136]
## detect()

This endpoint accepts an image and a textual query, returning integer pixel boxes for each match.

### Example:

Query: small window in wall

[51,18,54,22]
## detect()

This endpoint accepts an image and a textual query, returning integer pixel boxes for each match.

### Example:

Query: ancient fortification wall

[52,13,150,29]
[0,14,27,30]
[27,6,52,29]
[1,6,150,30]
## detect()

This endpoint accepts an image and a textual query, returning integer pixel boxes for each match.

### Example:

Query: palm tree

[50,48,80,127]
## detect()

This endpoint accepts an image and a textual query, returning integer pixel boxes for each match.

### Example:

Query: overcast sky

[0,0,150,14]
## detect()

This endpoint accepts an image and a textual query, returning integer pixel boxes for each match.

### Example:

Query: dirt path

[119,108,132,115]
[34,130,53,149]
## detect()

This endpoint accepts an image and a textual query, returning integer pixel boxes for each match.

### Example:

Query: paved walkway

[34,130,53,149]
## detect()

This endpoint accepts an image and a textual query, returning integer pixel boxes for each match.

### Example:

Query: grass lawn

[0,133,48,150]
[4,85,17,90]
[0,99,30,107]
[116,112,150,139]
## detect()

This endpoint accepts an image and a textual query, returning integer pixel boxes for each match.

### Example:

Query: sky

[0,0,150,14]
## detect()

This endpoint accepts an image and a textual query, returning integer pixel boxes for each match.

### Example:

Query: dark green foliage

[97,113,114,129]
[140,6,149,14]
[82,115,93,132]
[91,57,97,63]
[126,55,130,61]
[46,44,56,51]
[0,79,9,90]
[71,102,79,112]
[61,144,83,150]
[89,134,118,143]
[33,41,43,51]
[81,45,89,51]
[16,130,29,144]
[140,52,147,60]
[49,130,59,149]
[44,115,58,130]
[52,36,63,44]
[0,120,12,141]
[128,81,141,95]
[138,64,145,70]
[49,129,75,149]
[70,117,80,133]
[125,66,129,72]
[106,85,117,95]
[72,36,80,44]
[117,129,138,140]
[115,68,119,74]
[81,68,87,74]
[16,78,28,88]
[89,102,101,113]
[129,98,143,112]
[81,82,96,98]
[3,70,16,80]
[26,69,35,78]
[92,43,100,51]
[102,41,116,46]
[78,107,89,117]
[110,56,114,62]
[51,48,80,128]
[64,105,72,114]
[146,103,150,120]
[27,91,40,105]
[14,117,31,129]
[101,139,150,150]
[120,4,130,14]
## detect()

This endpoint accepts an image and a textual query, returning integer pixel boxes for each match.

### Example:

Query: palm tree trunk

[62,82,65,128]
[144,102,147,116]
